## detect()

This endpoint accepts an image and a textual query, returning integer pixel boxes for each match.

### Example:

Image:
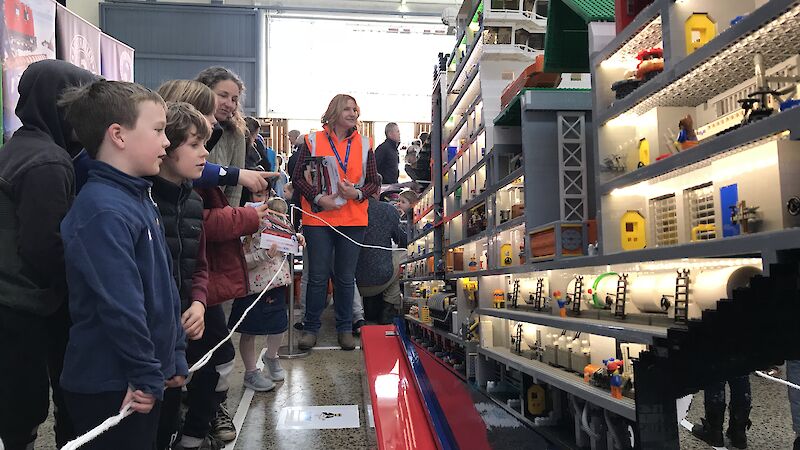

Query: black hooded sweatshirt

[0,60,96,315]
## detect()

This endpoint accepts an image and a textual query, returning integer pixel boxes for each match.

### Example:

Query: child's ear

[107,124,125,149]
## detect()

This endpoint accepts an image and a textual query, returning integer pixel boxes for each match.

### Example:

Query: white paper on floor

[277,405,361,430]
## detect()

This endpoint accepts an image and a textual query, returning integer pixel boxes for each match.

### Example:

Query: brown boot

[298,331,317,350]
[338,332,356,350]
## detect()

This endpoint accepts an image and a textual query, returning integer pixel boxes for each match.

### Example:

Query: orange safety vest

[301,127,371,227]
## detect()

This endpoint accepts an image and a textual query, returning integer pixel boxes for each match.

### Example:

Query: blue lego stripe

[394,318,458,450]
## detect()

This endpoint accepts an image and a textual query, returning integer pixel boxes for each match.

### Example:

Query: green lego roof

[563,0,615,22]
[493,88,591,126]
[543,0,615,73]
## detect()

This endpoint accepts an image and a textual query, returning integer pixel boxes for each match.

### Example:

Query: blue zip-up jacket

[60,160,188,400]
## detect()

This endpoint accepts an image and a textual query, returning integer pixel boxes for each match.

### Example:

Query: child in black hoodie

[0,60,96,450]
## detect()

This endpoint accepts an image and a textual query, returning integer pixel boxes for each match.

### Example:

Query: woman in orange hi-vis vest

[291,94,380,351]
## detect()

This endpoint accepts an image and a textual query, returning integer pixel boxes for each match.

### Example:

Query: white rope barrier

[61,257,288,449]
[291,205,407,252]
[755,370,800,391]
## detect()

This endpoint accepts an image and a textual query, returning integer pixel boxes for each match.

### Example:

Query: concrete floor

[31,307,799,450]
[678,370,797,450]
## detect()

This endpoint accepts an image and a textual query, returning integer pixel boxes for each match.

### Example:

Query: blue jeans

[303,225,365,333]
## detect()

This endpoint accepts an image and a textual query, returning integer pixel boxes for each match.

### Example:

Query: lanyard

[325,133,351,174]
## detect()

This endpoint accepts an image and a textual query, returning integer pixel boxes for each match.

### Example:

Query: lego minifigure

[677,115,699,150]
[604,358,625,399]
[468,256,478,271]
[554,290,567,318]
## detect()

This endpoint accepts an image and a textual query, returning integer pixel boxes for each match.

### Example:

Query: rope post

[279,223,308,359]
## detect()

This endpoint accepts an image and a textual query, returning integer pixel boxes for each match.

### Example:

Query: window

[649,194,678,246]
[515,29,529,47]
[684,183,716,241]
[536,0,549,17]
[484,27,513,45]
[527,33,545,50]
[491,0,520,10]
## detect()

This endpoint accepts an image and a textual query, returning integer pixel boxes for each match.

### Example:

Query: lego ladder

[614,274,629,319]
[511,280,521,308]
[674,269,690,323]
[513,323,523,354]
[571,275,584,315]
[534,278,544,311]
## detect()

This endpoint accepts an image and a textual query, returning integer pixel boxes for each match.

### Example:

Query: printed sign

[2,0,56,139]
[277,405,361,430]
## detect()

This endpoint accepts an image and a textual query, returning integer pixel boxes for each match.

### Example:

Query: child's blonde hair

[399,190,418,205]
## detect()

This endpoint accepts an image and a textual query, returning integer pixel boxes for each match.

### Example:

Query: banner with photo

[55,3,100,75]
[100,33,133,82]
[2,0,57,139]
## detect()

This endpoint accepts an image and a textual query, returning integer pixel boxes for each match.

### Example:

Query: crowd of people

[0,59,421,450]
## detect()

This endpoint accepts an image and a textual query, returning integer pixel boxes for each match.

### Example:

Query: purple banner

[56,3,100,75]
[100,33,133,82]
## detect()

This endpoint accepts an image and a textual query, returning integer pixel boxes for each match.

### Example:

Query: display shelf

[477,308,668,345]
[445,222,794,275]
[593,4,663,67]
[495,214,525,234]
[444,0,483,66]
[403,251,434,265]
[445,268,491,279]
[597,0,800,124]
[457,187,491,215]
[443,94,483,151]
[599,106,800,195]
[484,396,582,450]
[443,125,487,176]
[489,166,524,194]
[402,274,442,282]
[413,204,434,225]
[448,32,484,95]
[443,66,481,126]
[410,338,468,382]
[481,226,797,274]
[405,314,465,345]
[444,127,490,176]
[446,230,488,251]
[409,224,436,243]
[449,159,486,193]
[478,346,636,421]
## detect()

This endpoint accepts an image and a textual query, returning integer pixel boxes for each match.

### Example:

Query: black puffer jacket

[150,176,206,311]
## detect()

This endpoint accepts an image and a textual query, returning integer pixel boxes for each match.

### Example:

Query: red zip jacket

[194,186,260,306]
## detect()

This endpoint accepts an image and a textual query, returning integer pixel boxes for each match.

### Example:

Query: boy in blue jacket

[58,80,187,449]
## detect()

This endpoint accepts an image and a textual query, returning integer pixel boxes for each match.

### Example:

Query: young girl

[398,190,418,220]
[228,194,303,391]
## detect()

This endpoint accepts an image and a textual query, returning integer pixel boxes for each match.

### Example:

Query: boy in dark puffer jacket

[149,102,212,450]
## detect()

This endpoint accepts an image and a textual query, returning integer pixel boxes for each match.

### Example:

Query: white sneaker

[262,355,286,381]
[243,370,275,392]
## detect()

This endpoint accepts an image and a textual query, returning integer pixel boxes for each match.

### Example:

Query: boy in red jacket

[178,183,269,449]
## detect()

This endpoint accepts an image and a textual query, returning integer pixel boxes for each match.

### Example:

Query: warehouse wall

[100,2,261,114]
